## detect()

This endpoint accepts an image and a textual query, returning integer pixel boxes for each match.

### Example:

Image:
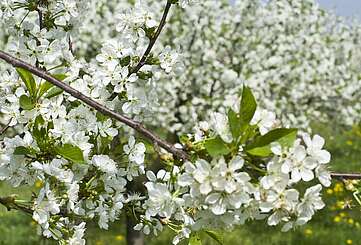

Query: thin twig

[0,50,190,161]
[109,0,173,101]
[331,172,361,180]
[130,0,172,75]
[0,120,11,135]
[37,9,43,30]
[0,195,32,214]
[68,36,74,55]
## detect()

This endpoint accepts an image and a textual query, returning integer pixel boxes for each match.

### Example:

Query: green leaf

[13,146,32,156]
[246,145,272,157]
[34,115,45,127]
[19,95,35,110]
[38,81,54,98]
[53,74,67,81]
[277,129,298,148]
[239,86,257,131]
[16,68,37,98]
[189,233,202,245]
[246,128,298,157]
[203,230,223,245]
[120,56,131,67]
[228,108,242,141]
[32,127,48,152]
[45,87,63,99]
[43,74,66,99]
[56,144,85,163]
[204,137,231,157]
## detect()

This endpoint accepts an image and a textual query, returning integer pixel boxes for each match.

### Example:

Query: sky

[317,0,361,19]
[229,1,361,19]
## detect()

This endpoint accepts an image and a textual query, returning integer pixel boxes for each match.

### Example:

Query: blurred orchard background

[1,0,361,245]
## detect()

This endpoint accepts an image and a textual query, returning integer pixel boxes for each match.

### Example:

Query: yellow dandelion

[35,180,43,188]
[304,228,313,236]
[346,239,353,245]
[115,235,124,241]
[337,201,345,209]
[346,140,353,146]
[326,189,333,195]
[348,218,354,225]
[334,216,341,223]
[334,183,344,193]
[339,212,347,218]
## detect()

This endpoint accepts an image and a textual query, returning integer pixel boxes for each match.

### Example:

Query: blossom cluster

[132,100,332,244]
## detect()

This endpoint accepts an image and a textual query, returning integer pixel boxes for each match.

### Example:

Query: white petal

[271,143,282,155]
[211,202,226,215]
[146,171,156,182]
[200,182,212,195]
[304,157,318,170]
[205,193,221,204]
[301,168,314,182]
[294,145,306,161]
[312,135,325,149]
[316,150,331,164]
[229,156,244,171]
[291,169,302,182]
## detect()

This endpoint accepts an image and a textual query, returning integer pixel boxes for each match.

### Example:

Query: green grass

[1,124,361,245]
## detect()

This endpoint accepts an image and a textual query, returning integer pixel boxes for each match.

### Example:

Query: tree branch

[130,0,172,75]
[0,50,190,161]
[1,51,361,179]
[331,172,361,180]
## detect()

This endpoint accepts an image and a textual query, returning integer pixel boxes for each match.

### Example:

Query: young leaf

[204,137,231,157]
[53,74,67,81]
[228,108,242,141]
[16,68,37,98]
[246,145,272,157]
[56,144,85,164]
[203,230,223,245]
[38,81,54,98]
[189,233,202,245]
[45,87,63,99]
[19,95,35,110]
[246,128,298,157]
[43,73,66,99]
[239,86,257,131]
[34,115,45,127]
[32,126,48,151]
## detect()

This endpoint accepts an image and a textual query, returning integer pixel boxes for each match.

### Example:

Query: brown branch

[0,50,190,161]
[130,0,172,75]
[1,52,361,178]
[331,172,361,180]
